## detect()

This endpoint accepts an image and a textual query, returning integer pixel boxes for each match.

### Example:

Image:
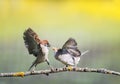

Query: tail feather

[81,50,89,56]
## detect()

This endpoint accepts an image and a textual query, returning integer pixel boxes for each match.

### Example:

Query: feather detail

[81,50,89,56]
[23,28,43,57]
[62,38,81,57]
[62,38,77,49]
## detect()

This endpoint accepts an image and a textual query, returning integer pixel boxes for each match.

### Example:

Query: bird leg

[45,60,54,76]
[29,64,37,72]
[28,62,37,72]
[46,59,54,71]
[31,64,37,72]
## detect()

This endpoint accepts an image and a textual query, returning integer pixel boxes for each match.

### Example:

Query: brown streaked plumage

[23,28,51,71]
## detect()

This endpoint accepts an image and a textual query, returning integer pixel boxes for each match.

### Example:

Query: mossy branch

[0,67,120,77]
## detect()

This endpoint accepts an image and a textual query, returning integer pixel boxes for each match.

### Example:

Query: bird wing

[62,38,77,49]
[62,38,81,57]
[23,28,44,57]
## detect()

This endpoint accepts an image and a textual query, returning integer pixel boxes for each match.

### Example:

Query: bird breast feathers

[40,44,49,54]
[56,54,80,66]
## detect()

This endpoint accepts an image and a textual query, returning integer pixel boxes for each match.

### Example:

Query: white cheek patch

[40,44,49,53]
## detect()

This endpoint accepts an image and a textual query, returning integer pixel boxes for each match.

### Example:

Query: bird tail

[81,50,89,56]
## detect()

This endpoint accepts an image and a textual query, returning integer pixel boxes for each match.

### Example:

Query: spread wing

[62,38,81,57]
[23,28,44,57]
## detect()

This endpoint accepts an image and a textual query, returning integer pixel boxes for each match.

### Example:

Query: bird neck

[40,44,49,53]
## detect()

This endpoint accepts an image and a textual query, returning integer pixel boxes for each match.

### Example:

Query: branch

[0,67,120,77]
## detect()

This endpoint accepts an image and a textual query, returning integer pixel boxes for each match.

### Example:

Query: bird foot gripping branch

[13,72,25,77]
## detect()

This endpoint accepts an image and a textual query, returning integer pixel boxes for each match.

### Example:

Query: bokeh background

[0,0,120,84]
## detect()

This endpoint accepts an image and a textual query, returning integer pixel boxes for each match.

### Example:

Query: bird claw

[30,70,35,73]
[50,67,55,72]
[45,67,54,76]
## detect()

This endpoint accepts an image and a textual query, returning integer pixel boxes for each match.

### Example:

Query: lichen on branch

[0,67,120,77]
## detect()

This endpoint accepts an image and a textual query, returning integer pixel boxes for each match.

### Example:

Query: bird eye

[47,43,50,47]
[44,44,47,47]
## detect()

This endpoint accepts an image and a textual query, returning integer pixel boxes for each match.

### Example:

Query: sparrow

[23,28,51,71]
[53,38,88,67]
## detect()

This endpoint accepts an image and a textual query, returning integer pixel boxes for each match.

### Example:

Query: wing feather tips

[67,38,77,46]
[23,30,34,54]
[23,28,38,55]
[62,38,81,57]
[67,48,81,57]
[62,38,77,49]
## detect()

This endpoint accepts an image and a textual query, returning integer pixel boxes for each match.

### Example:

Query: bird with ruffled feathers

[53,38,88,68]
[23,28,52,71]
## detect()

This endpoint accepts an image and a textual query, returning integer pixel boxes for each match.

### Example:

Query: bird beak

[52,47,55,51]
[52,47,58,52]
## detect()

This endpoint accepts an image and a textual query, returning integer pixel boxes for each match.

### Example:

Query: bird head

[52,47,59,52]
[41,40,51,47]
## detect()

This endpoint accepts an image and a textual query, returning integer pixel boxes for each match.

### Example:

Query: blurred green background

[0,0,120,84]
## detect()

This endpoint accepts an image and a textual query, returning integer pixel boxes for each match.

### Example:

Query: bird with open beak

[52,38,81,68]
[23,28,51,71]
